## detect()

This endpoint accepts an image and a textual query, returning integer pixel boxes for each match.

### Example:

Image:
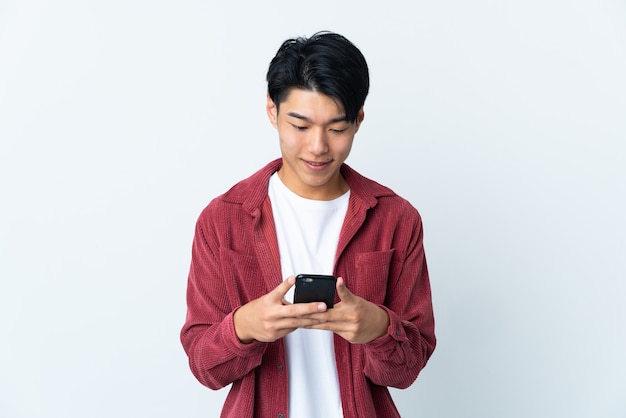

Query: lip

[303,159,331,171]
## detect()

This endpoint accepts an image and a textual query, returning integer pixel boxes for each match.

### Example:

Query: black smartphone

[294,274,337,308]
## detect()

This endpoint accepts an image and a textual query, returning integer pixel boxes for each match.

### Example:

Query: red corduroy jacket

[181,159,436,417]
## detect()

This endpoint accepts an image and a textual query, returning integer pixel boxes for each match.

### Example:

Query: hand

[304,277,390,344]
[233,276,328,344]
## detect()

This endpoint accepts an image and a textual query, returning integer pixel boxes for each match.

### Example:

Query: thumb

[336,277,355,302]
[272,275,296,300]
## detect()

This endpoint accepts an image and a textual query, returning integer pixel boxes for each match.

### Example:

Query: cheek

[335,137,354,157]
[278,129,292,143]
[277,126,302,148]
[278,131,299,156]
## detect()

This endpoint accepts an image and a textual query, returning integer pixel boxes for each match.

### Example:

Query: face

[267,89,364,200]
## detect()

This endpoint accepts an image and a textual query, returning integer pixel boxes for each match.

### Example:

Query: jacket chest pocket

[351,250,395,305]
[220,247,268,307]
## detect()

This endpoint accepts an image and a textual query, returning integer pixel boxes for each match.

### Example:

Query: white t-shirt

[268,173,349,418]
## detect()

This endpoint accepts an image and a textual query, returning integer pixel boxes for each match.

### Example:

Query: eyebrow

[286,112,348,124]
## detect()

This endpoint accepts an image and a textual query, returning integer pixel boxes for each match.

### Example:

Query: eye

[330,128,348,134]
[290,123,308,131]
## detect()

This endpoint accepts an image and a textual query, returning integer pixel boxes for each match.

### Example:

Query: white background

[1,1,625,417]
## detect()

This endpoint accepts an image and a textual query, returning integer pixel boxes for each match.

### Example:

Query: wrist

[375,305,391,339]
[233,306,254,344]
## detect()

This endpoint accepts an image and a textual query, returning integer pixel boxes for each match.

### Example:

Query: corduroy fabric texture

[181,159,436,418]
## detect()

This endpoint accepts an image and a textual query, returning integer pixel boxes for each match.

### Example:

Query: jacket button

[278,414,285,418]
[277,363,284,371]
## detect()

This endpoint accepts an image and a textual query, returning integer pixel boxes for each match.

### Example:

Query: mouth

[304,159,332,170]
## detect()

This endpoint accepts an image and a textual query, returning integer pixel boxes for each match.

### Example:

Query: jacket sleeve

[180,213,267,390]
[362,207,436,388]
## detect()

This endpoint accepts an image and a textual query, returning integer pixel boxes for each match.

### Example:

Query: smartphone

[294,274,337,308]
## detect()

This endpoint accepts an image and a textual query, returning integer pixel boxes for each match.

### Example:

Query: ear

[354,107,365,133]
[266,94,278,128]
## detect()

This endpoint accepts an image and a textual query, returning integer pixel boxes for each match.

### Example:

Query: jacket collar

[222,158,395,214]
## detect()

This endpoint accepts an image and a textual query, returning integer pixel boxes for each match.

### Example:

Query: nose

[308,128,328,156]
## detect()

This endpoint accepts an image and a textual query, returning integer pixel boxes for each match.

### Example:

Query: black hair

[266,31,369,124]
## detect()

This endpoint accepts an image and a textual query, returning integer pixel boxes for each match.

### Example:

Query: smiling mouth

[304,160,331,169]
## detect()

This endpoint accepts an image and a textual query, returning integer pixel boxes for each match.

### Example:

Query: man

[181,31,436,418]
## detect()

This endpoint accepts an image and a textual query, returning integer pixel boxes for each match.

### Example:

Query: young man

[181,32,436,418]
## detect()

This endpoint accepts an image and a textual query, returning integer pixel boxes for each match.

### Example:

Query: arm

[181,217,328,389]
[180,221,267,390]
[305,209,436,388]
[362,212,436,388]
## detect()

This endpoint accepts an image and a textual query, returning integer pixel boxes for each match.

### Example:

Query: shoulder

[208,159,281,206]
[223,159,281,203]
[197,159,281,222]
[342,164,395,201]
[343,164,421,219]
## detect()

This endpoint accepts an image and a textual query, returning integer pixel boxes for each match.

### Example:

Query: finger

[286,301,328,317]
[336,277,355,302]
[271,275,296,300]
